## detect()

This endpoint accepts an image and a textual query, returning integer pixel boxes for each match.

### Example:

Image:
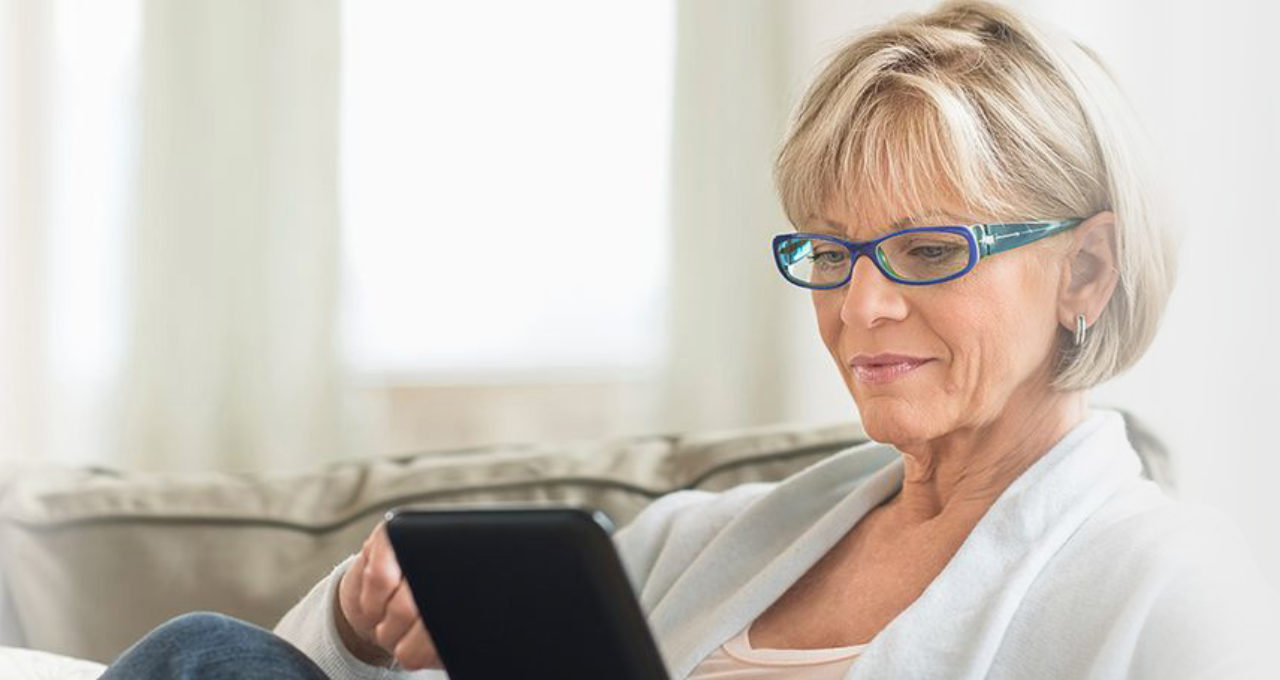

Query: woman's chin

[855,398,937,446]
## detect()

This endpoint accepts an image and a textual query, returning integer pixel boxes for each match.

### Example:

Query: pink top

[686,623,867,679]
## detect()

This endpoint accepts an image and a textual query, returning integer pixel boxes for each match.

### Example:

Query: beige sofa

[0,411,1170,667]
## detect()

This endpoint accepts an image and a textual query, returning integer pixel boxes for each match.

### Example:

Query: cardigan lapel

[845,409,1142,679]
[647,440,903,679]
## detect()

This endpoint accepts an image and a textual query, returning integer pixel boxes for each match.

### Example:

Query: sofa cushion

[0,420,869,664]
[0,646,104,680]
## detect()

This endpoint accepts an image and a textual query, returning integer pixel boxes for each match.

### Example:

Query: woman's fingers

[393,619,441,671]
[372,579,419,652]
[335,531,399,665]
[338,547,373,630]
[358,524,402,623]
[336,520,441,669]
[339,522,401,642]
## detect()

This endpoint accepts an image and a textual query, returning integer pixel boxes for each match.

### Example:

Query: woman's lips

[848,354,933,385]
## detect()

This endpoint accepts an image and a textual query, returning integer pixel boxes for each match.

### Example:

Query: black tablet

[385,505,671,680]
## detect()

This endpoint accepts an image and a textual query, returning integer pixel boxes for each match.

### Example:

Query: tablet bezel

[385,504,670,680]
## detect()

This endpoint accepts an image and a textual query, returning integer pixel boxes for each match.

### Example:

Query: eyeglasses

[771,219,1083,289]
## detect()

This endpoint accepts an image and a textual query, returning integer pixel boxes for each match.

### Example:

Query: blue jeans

[99,612,330,680]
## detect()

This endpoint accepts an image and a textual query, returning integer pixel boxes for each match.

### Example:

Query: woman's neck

[877,391,1087,532]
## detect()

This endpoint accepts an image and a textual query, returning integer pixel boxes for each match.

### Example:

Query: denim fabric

[99,612,330,680]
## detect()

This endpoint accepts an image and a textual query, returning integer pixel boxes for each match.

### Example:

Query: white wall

[776,0,1280,581]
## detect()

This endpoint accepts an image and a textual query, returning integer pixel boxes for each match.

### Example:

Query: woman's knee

[103,611,328,680]
[145,611,249,644]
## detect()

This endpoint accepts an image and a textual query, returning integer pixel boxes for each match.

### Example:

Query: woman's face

[811,201,1066,447]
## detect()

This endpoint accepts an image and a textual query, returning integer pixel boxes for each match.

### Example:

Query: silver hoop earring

[1074,314,1087,347]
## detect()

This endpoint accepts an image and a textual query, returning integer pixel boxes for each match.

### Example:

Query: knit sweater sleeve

[273,555,447,680]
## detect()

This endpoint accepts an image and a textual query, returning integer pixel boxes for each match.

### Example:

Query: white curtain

[0,0,54,470]
[118,0,346,472]
[0,0,347,473]
[659,0,797,433]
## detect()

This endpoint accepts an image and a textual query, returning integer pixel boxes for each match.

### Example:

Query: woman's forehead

[805,204,981,238]
[802,176,989,236]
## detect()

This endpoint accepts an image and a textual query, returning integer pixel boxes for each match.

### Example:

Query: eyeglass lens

[778,230,972,286]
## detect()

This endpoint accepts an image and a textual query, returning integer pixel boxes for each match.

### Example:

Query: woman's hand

[334,521,443,670]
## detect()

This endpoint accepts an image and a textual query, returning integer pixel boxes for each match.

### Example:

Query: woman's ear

[1057,210,1120,334]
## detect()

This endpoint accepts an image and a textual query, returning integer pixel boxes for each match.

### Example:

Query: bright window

[339,1,675,377]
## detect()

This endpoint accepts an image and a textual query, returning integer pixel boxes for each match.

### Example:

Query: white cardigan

[274,408,1280,679]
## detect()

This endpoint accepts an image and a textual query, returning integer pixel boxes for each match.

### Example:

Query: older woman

[100,1,1277,678]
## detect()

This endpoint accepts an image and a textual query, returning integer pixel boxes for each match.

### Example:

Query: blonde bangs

[779,61,1069,232]
[838,85,1021,229]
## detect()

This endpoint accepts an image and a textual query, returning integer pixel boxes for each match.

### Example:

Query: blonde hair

[775,0,1178,390]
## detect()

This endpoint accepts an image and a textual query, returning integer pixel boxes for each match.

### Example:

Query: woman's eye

[908,244,961,260]
[810,249,849,267]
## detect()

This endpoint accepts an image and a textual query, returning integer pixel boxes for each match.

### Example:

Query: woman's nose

[839,254,909,328]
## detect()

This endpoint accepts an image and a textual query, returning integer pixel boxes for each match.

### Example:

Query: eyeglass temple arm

[972,219,1083,257]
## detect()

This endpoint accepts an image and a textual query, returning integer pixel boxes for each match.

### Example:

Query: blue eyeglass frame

[771,219,1084,289]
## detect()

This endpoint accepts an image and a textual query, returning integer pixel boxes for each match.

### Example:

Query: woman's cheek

[812,293,843,353]
[941,320,993,400]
